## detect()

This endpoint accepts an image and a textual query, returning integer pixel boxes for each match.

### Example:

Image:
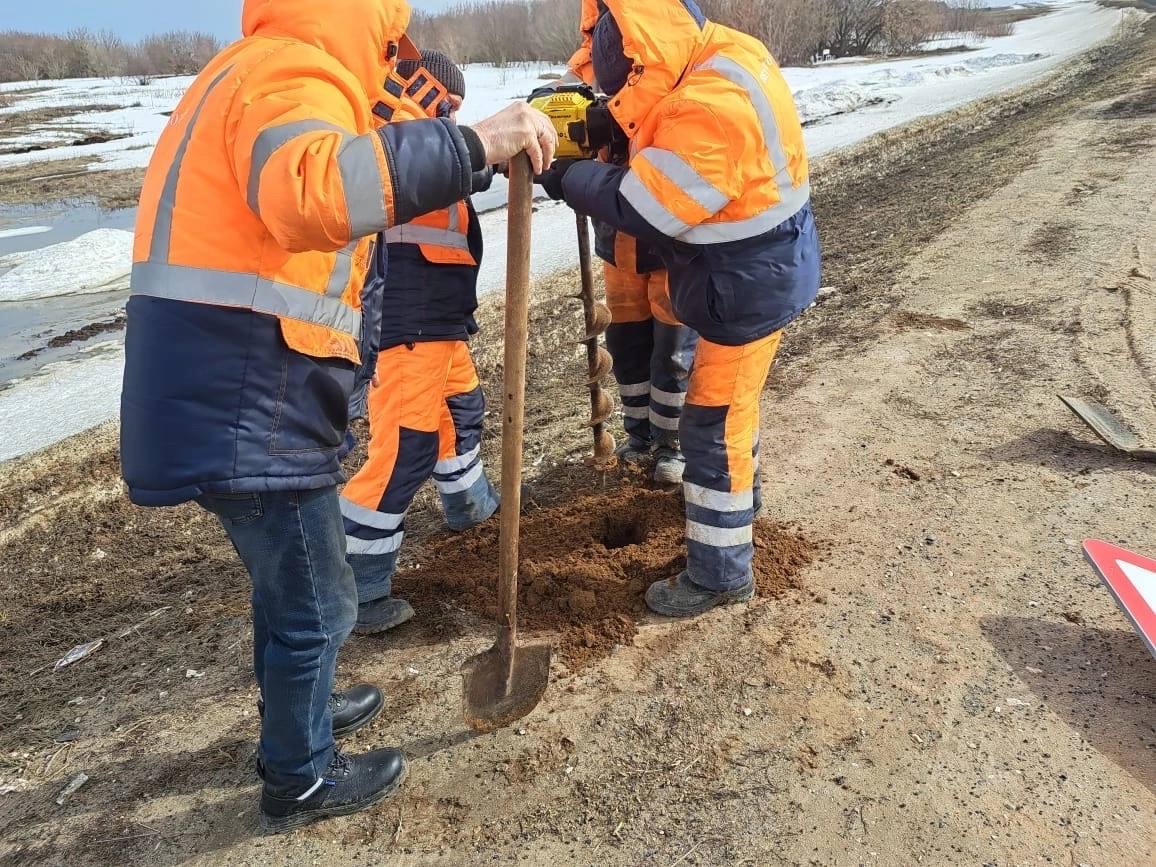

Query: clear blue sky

[4,0,458,42]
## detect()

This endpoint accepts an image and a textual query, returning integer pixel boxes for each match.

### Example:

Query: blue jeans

[197,487,357,793]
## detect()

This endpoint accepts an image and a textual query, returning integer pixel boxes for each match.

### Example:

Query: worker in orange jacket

[550,9,699,484]
[120,0,556,832]
[537,0,820,618]
[340,51,500,635]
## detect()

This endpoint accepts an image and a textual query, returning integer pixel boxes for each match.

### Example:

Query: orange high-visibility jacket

[595,0,810,242]
[121,0,485,507]
[130,0,476,365]
[373,68,475,266]
[560,0,819,345]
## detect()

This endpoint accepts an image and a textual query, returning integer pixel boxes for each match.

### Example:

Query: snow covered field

[0,1,1139,462]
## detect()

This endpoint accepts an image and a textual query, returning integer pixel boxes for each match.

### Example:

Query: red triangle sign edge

[1082,539,1156,661]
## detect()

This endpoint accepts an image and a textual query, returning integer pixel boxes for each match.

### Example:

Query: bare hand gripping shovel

[461,153,551,733]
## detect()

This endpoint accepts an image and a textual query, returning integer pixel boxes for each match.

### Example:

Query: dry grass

[0,157,144,209]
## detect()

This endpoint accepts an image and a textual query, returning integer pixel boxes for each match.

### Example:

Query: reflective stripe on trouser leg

[435,347,499,531]
[650,319,697,447]
[604,262,655,446]
[680,331,783,591]
[341,343,447,604]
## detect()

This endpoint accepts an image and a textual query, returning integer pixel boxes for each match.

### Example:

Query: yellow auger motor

[528,84,621,161]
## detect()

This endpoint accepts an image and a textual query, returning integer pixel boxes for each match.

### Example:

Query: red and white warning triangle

[1083,539,1156,660]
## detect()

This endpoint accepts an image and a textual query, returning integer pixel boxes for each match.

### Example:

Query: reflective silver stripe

[649,408,680,431]
[130,262,361,337]
[618,381,651,398]
[636,147,729,216]
[340,496,404,531]
[699,56,792,189]
[337,133,389,239]
[681,182,811,245]
[434,444,481,475]
[675,55,809,244]
[434,462,483,494]
[650,386,686,408]
[683,482,754,513]
[382,223,470,250]
[150,65,234,263]
[326,242,357,299]
[621,170,690,238]
[686,520,753,547]
[346,532,404,555]
[295,778,325,801]
[623,405,650,420]
[247,119,346,215]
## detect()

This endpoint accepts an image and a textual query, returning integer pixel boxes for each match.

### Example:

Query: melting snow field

[0,1,1140,462]
[0,228,133,302]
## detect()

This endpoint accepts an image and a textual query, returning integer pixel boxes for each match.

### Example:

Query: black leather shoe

[257,683,384,740]
[331,683,383,738]
[259,747,407,834]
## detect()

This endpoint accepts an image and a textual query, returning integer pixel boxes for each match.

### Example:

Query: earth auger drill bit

[575,213,616,464]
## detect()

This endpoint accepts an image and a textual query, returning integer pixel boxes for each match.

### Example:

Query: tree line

[0,1,1030,85]
[408,0,1031,68]
[0,29,220,83]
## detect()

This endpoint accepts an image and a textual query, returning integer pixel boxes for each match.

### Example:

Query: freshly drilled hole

[601,515,650,550]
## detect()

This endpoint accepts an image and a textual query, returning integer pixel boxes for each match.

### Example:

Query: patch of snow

[0,344,124,463]
[0,228,132,302]
[0,226,51,240]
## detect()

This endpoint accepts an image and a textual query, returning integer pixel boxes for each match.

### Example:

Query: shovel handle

[497,152,533,660]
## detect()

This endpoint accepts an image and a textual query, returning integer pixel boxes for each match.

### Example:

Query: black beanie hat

[592,11,631,96]
[398,49,466,99]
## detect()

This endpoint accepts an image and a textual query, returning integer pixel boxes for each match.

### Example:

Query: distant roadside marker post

[1083,540,1156,661]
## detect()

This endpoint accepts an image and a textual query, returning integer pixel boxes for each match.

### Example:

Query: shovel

[461,153,551,733]
[1059,396,1156,462]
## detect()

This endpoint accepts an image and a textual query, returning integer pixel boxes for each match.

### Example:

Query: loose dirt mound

[394,486,818,670]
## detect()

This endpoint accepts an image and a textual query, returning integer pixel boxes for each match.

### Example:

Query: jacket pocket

[268,341,355,455]
[705,274,732,325]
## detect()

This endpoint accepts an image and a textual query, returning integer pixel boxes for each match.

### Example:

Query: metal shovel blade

[1060,396,1156,461]
[461,640,552,734]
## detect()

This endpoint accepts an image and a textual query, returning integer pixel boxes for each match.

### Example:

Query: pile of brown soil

[394,485,818,670]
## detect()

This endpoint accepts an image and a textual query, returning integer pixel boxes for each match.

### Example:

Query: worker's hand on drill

[471,103,557,175]
[534,159,579,201]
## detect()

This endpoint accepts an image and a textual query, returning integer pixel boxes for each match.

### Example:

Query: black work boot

[645,571,754,618]
[331,684,384,737]
[353,597,415,635]
[259,747,407,834]
[257,684,384,740]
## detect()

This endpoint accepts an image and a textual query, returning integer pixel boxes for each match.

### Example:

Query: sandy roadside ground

[1,22,1154,867]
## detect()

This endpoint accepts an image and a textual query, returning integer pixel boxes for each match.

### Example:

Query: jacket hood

[242,0,412,94]
[600,0,709,134]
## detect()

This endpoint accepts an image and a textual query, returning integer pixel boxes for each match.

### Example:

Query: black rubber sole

[259,763,408,835]
[332,697,383,739]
